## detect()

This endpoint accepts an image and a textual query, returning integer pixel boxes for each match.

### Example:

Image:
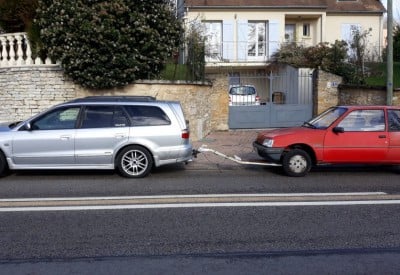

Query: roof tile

[185,0,385,13]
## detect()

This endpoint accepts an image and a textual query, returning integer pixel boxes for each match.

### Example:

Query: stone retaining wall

[0,66,229,141]
[1,66,398,141]
[338,85,400,106]
[314,70,400,114]
[315,70,343,114]
[0,66,78,120]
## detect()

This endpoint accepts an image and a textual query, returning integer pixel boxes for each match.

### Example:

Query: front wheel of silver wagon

[117,146,153,178]
[0,151,9,177]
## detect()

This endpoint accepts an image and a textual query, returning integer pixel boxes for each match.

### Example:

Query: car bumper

[253,141,284,162]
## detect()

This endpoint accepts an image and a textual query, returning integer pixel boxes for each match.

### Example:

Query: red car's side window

[337,110,385,132]
[388,110,400,132]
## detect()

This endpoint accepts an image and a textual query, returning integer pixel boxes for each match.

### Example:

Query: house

[183,0,386,68]
[182,0,386,129]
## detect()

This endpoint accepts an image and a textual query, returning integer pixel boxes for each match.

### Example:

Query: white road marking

[0,200,400,212]
[0,192,398,212]
[0,192,387,202]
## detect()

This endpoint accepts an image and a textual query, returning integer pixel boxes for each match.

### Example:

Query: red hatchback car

[253,106,400,177]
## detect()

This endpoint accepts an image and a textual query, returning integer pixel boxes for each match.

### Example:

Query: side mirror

[24,122,32,131]
[333,126,344,134]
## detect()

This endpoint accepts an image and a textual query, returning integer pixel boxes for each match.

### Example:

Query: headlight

[262,138,274,147]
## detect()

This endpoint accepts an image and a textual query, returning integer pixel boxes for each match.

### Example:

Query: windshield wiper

[302,121,317,129]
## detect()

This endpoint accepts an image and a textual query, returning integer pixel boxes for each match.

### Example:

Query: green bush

[36,0,183,89]
[0,0,38,33]
[273,40,369,84]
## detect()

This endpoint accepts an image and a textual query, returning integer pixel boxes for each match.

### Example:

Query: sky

[382,0,400,22]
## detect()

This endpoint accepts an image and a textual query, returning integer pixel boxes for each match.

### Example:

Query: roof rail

[69,96,156,103]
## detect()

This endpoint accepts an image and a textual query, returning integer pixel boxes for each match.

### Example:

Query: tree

[348,27,372,83]
[394,25,400,62]
[185,22,205,81]
[0,0,38,33]
[35,0,183,89]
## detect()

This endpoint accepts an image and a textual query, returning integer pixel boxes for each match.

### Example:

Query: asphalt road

[1,165,400,274]
[0,163,400,197]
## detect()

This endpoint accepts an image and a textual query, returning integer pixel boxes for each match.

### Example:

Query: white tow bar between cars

[194,145,282,167]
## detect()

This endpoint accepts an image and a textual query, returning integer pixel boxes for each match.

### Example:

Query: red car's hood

[256,126,322,146]
[257,127,311,139]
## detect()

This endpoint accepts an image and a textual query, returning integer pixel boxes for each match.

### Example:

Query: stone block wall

[315,70,343,114]
[314,70,400,114]
[338,85,400,106]
[0,66,78,120]
[0,66,229,141]
[1,65,398,140]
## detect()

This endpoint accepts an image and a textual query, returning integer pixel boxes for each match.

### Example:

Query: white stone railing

[0,32,58,67]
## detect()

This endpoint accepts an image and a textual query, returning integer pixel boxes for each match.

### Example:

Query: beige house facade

[183,0,386,67]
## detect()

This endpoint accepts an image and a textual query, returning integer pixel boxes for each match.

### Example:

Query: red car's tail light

[182,129,190,139]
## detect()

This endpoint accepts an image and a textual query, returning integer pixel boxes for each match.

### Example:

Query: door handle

[115,133,126,139]
[378,135,386,138]
[60,135,71,140]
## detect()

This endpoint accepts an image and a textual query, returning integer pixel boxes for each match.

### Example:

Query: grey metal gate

[228,66,314,129]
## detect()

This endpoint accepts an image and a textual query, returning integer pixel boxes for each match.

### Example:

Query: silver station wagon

[0,96,193,178]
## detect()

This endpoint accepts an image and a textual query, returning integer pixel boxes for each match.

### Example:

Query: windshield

[229,86,256,95]
[304,107,347,129]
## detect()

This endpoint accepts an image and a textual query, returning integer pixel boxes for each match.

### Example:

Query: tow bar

[193,145,282,167]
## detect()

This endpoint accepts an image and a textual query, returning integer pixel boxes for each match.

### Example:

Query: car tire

[282,149,312,177]
[116,146,153,178]
[0,151,9,177]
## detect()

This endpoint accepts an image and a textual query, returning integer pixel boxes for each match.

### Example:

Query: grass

[159,63,192,81]
[365,62,400,88]
[159,61,399,87]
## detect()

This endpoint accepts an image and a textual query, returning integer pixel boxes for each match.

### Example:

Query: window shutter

[237,20,248,61]
[223,20,234,61]
[268,21,279,59]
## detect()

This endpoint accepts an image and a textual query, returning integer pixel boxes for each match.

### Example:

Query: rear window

[81,106,129,128]
[124,105,171,126]
[229,86,256,95]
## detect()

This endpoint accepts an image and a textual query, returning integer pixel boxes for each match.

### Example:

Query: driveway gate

[228,67,314,129]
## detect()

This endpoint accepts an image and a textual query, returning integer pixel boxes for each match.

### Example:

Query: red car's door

[323,109,388,163]
[387,109,400,162]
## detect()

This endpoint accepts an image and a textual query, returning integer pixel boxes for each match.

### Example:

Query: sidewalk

[187,130,264,170]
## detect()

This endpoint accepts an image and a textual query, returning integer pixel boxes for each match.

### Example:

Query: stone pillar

[315,70,342,114]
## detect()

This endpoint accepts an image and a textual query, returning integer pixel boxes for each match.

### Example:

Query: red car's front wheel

[282,149,312,177]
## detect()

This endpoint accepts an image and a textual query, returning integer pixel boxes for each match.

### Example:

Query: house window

[285,24,295,42]
[303,24,310,37]
[202,21,222,61]
[247,21,266,57]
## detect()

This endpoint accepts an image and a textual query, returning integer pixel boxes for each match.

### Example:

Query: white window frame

[202,21,223,62]
[303,23,311,37]
[247,21,267,61]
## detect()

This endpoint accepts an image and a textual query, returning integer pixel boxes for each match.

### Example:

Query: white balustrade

[0,32,57,67]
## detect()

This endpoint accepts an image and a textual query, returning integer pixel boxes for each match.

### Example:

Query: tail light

[181,129,190,139]
[255,95,260,103]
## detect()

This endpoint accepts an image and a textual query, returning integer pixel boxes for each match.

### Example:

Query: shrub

[36,0,183,89]
[0,0,38,33]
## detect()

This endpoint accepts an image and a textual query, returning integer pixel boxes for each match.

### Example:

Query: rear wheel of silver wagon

[117,146,153,178]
